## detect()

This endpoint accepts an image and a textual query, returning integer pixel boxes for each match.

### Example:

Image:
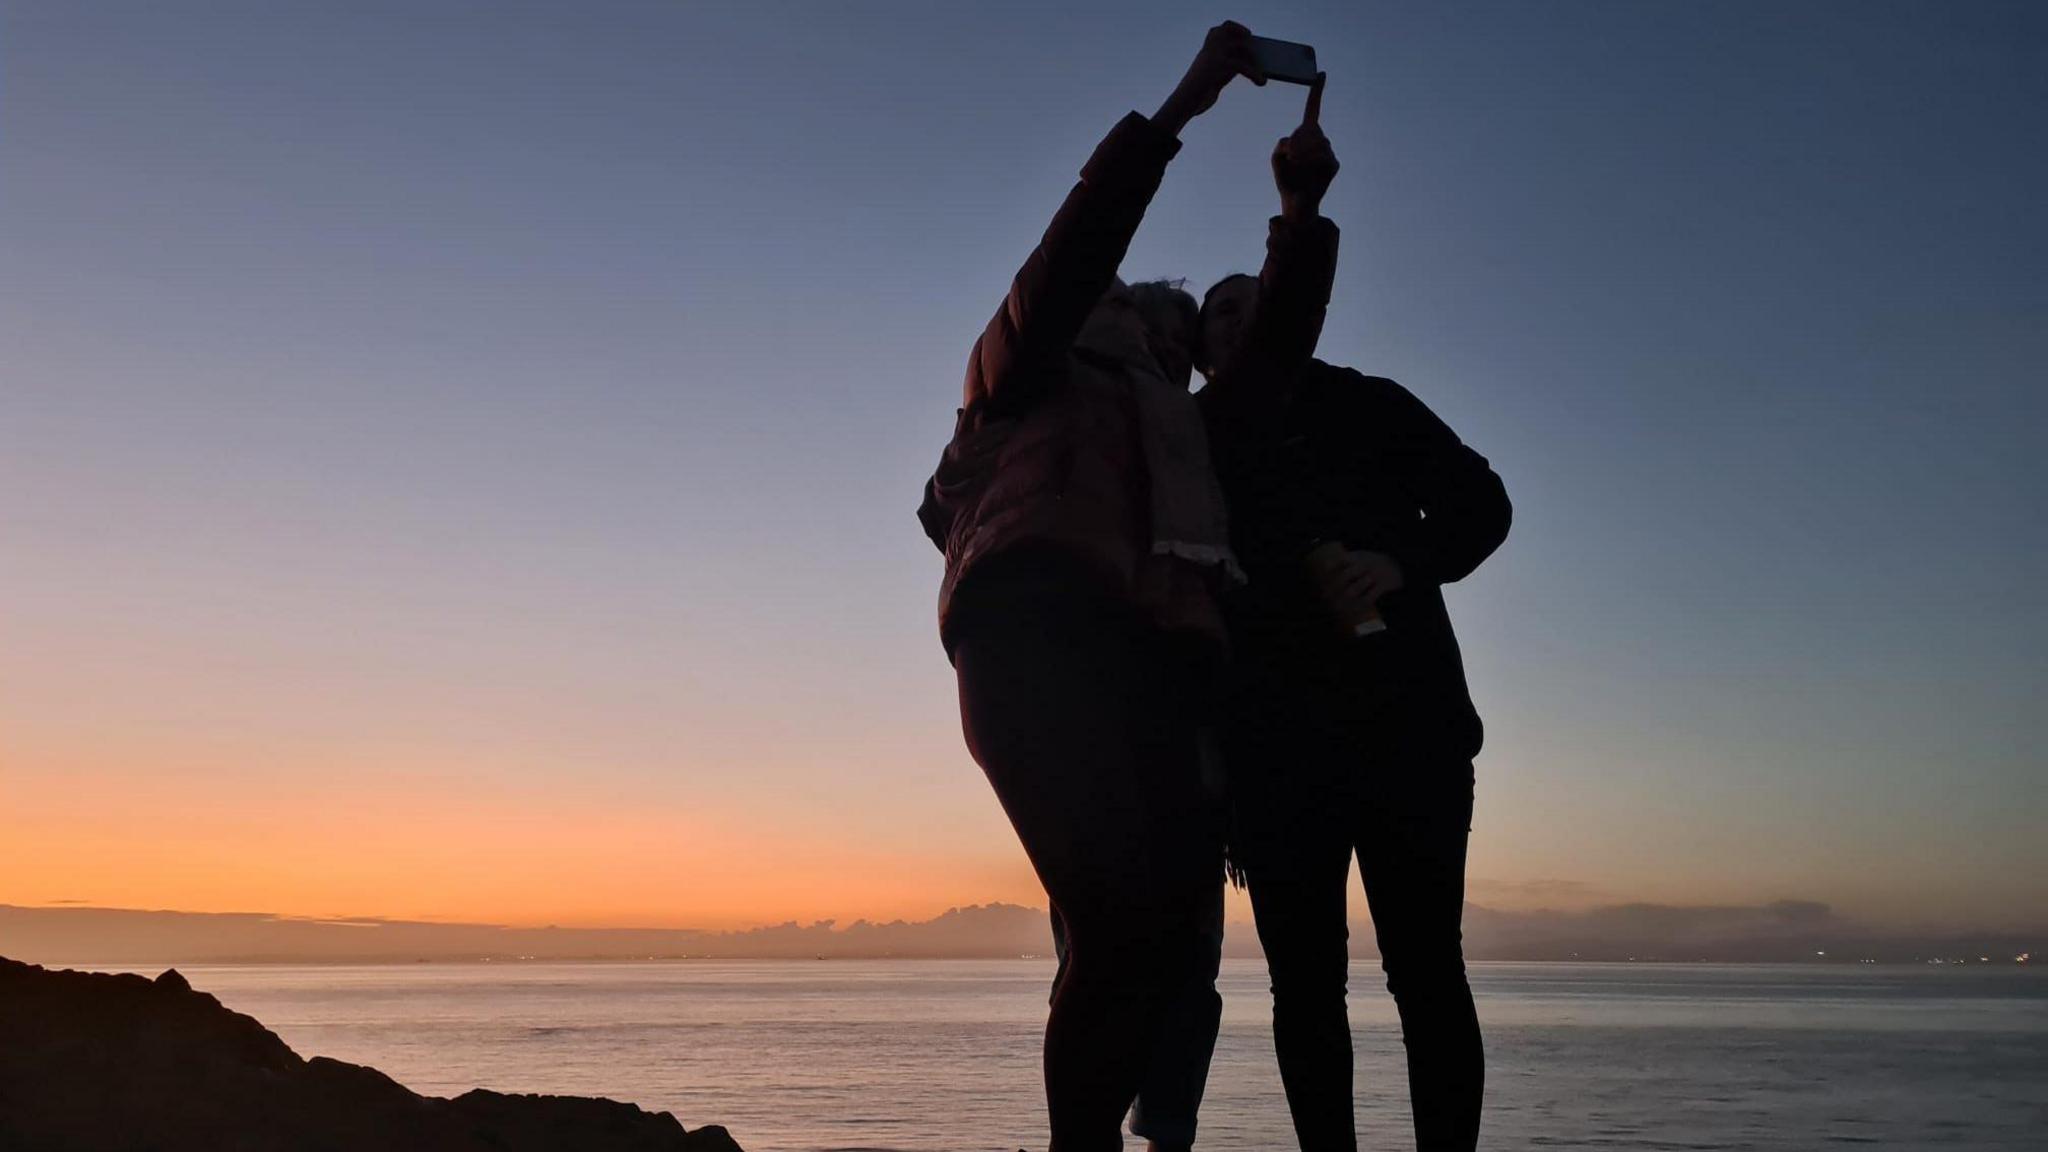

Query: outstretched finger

[1304,71,1325,125]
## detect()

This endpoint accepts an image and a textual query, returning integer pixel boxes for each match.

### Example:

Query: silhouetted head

[1196,273,1259,379]
[1077,278,1200,391]
[1128,279,1199,390]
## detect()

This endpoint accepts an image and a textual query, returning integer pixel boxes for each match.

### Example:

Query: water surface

[158,960,2047,1151]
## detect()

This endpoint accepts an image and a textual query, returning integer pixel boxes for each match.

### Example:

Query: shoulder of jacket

[1306,361,1406,406]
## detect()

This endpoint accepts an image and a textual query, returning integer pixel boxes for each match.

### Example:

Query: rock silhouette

[0,956,743,1152]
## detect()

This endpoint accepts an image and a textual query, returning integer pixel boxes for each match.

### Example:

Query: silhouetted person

[1017,75,1340,1152]
[1029,75,1342,1152]
[1195,131,1511,1149]
[917,24,1279,1152]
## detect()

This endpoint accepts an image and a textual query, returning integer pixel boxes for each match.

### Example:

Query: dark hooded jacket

[1199,361,1511,762]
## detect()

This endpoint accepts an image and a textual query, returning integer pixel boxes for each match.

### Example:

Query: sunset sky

[3,2,2042,935]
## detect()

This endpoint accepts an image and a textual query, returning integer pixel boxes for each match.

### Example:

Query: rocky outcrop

[0,956,743,1152]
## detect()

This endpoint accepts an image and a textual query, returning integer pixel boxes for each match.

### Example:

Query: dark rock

[0,955,744,1152]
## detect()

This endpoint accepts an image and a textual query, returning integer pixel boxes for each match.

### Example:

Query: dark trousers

[1050,882,1225,1147]
[954,585,1224,1152]
[1232,707,1482,1152]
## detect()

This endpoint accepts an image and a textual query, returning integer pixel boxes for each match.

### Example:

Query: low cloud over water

[4,901,2034,966]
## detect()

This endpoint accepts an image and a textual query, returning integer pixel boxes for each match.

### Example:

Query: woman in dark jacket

[917,26,1340,1151]
[916,28,1252,1151]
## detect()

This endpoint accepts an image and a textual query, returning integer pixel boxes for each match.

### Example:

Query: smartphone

[1249,36,1318,86]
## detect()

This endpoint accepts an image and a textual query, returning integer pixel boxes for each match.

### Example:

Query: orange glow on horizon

[2,743,1043,930]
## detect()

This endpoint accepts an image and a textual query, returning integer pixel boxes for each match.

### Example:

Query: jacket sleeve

[1370,377,1512,587]
[962,113,1182,421]
[1199,215,1339,433]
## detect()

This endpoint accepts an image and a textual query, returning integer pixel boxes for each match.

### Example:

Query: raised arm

[1205,73,1341,426]
[963,22,1265,422]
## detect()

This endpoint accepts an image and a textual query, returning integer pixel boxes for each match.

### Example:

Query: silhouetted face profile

[1198,273,1259,380]
[1130,281,1198,391]
[1079,280,1200,391]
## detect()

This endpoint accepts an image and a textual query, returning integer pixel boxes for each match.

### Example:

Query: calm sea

[139,960,2045,1151]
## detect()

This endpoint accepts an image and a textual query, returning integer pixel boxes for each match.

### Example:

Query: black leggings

[1234,719,1482,1152]
[954,583,1223,1152]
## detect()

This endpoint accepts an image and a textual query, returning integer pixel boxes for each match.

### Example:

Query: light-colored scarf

[1076,311,1246,588]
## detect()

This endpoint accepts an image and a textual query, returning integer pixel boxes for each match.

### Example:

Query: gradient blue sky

[3,1,2042,930]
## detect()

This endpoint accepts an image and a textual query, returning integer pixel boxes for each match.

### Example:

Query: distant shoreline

[7,902,2034,970]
